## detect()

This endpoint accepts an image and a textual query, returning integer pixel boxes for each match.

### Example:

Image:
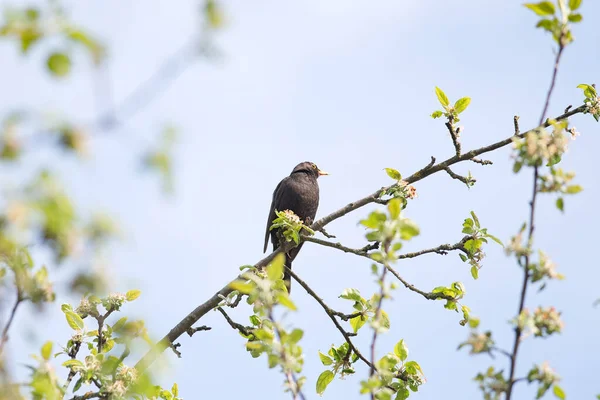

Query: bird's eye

[312,163,317,169]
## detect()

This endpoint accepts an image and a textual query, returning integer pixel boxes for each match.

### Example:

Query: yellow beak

[318,169,329,176]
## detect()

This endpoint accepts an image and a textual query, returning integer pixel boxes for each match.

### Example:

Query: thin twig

[317,227,336,239]
[69,391,103,400]
[446,121,461,156]
[217,307,253,337]
[443,167,472,185]
[186,325,212,336]
[96,309,115,353]
[303,237,379,257]
[286,268,375,371]
[491,346,514,361]
[0,293,23,355]
[369,244,390,381]
[505,40,565,400]
[470,158,493,166]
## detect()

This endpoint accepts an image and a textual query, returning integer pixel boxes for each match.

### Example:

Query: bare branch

[505,38,566,400]
[470,158,493,166]
[445,121,461,156]
[317,227,336,239]
[310,103,585,233]
[186,325,211,337]
[443,167,472,185]
[216,307,253,337]
[0,293,23,355]
[304,236,379,257]
[513,116,520,136]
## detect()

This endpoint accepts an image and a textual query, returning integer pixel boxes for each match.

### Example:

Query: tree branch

[310,104,585,233]
[505,39,566,400]
[217,307,253,337]
[285,268,375,371]
[135,105,584,374]
[0,292,23,355]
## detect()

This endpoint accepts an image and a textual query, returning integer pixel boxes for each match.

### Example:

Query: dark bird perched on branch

[264,161,328,291]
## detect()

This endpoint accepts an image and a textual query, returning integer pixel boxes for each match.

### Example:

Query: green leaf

[569,0,582,10]
[350,315,367,333]
[431,110,443,119]
[454,97,471,114]
[553,385,566,399]
[316,370,335,395]
[65,311,84,330]
[172,383,179,397]
[577,84,597,99]
[384,168,402,181]
[360,211,387,229]
[395,386,410,400]
[41,341,52,360]
[565,184,583,194]
[61,304,73,313]
[340,288,362,302]
[276,293,297,311]
[459,253,467,262]
[394,339,409,361]
[229,281,255,294]
[381,310,391,329]
[126,289,141,301]
[524,2,556,16]
[388,198,401,220]
[399,220,420,240]
[267,253,285,281]
[485,233,504,247]
[319,351,334,366]
[547,154,562,166]
[556,197,564,212]
[435,87,450,108]
[568,13,582,22]
[470,266,479,280]
[62,359,84,368]
[46,52,71,77]
[536,19,554,32]
[470,211,480,229]
[288,328,304,344]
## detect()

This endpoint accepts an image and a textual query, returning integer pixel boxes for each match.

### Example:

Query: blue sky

[2,0,600,399]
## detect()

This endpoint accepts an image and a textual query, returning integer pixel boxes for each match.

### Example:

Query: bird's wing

[264,179,285,253]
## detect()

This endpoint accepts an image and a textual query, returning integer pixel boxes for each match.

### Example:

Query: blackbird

[264,161,328,291]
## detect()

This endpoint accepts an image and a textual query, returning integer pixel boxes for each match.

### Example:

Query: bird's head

[291,161,329,179]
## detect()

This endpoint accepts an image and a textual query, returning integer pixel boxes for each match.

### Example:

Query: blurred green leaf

[565,185,583,194]
[553,385,566,400]
[46,52,71,77]
[267,253,285,282]
[524,2,556,16]
[126,289,141,301]
[41,341,52,360]
[556,197,564,212]
[569,0,582,10]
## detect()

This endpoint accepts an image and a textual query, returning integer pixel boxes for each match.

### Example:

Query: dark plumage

[264,161,328,291]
